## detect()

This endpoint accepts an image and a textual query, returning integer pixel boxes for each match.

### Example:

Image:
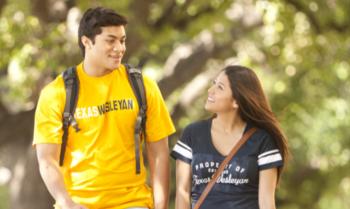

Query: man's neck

[82,59,114,77]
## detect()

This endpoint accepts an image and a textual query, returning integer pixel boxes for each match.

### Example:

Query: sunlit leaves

[0,0,349,208]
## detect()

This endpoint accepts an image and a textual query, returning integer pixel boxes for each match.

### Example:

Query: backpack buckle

[63,112,80,132]
[63,112,71,127]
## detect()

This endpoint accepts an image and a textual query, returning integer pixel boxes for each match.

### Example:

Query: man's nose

[113,42,124,52]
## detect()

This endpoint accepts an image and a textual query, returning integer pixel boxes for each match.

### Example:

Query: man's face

[85,25,126,71]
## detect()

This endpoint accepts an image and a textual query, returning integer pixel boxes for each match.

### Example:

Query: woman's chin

[204,104,214,113]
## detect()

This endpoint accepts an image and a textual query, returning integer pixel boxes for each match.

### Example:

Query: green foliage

[0,185,9,209]
[1,0,349,208]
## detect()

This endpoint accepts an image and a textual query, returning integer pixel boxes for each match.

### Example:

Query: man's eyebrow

[106,34,126,39]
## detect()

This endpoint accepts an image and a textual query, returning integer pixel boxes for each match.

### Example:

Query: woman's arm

[258,168,278,209]
[175,160,192,209]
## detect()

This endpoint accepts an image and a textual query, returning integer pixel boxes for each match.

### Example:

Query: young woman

[171,65,289,209]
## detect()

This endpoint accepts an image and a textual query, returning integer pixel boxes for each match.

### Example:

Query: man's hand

[58,199,89,209]
[36,144,88,209]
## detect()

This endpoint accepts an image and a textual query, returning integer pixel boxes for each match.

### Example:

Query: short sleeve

[258,132,283,170]
[33,77,65,145]
[170,126,193,164]
[143,76,175,142]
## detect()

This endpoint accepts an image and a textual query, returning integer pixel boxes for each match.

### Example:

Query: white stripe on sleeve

[258,149,279,159]
[258,153,282,166]
[178,140,192,152]
[173,144,193,160]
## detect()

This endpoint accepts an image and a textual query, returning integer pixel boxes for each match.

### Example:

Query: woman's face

[205,71,238,113]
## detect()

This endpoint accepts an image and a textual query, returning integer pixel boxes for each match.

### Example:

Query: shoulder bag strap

[193,127,257,209]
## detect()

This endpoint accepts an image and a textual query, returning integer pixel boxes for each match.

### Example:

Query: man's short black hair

[78,7,128,56]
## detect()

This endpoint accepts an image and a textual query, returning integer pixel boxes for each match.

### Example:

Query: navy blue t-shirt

[171,119,283,209]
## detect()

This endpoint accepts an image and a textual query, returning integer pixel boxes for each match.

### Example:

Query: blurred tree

[0,0,349,209]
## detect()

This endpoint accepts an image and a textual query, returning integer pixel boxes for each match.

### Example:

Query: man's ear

[81,36,92,49]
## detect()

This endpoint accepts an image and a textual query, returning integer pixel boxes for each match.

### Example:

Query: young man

[33,7,175,209]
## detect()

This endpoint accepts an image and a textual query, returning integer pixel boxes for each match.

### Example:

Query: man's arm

[146,138,170,209]
[36,144,88,209]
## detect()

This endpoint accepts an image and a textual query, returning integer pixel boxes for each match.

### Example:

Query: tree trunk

[9,146,54,209]
[30,0,75,23]
[0,108,54,209]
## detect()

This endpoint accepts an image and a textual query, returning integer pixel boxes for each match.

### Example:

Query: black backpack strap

[60,66,80,166]
[125,64,147,174]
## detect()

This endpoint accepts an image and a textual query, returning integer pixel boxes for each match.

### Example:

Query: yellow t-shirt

[33,63,175,209]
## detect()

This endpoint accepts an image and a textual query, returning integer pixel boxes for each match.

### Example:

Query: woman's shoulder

[254,127,270,138]
[179,119,211,147]
[248,126,278,148]
[184,118,211,132]
[180,119,211,140]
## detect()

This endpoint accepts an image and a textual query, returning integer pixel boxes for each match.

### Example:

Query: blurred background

[0,0,349,209]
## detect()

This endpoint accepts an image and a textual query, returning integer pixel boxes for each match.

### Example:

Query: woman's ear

[232,99,239,109]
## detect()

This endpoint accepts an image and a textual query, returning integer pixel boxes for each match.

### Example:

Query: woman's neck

[213,112,246,135]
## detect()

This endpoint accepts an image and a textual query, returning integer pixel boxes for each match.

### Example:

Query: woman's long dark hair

[224,65,289,181]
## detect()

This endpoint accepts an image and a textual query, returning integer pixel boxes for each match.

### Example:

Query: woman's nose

[208,85,215,93]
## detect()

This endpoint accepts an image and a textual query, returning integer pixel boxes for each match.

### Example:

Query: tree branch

[30,0,50,23]
[124,0,154,63]
[0,109,34,147]
[153,0,228,31]
[284,0,322,33]
[158,30,216,99]
[152,0,176,28]
[30,0,75,23]
[171,67,218,124]
[0,0,6,15]
[129,0,153,25]
[0,102,7,122]
[152,0,193,28]
[172,4,218,30]
[158,7,263,99]
[284,0,350,33]
[325,21,350,33]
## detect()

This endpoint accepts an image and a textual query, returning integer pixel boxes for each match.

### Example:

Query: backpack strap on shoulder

[125,64,147,174]
[60,66,80,166]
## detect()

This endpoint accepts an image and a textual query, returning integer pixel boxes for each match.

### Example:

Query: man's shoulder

[135,73,163,101]
[118,64,155,87]
[39,74,65,99]
[140,73,157,88]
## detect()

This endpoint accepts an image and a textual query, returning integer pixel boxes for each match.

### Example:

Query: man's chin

[109,62,121,70]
